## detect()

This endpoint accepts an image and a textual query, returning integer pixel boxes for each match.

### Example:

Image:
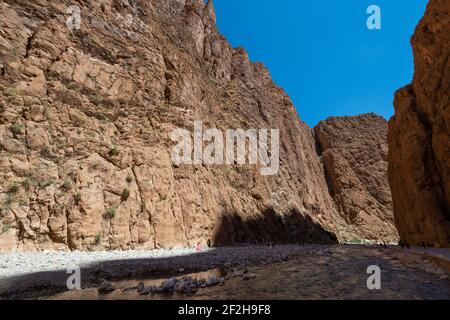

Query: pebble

[197,278,207,287]
[174,280,190,292]
[98,281,115,294]
[231,270,244,278]
[161,277,177,291]
[143,286,160,294]
[136,274,223,296]
[137,282,145,292]
[206,276,218,286]
[243,273,257,280]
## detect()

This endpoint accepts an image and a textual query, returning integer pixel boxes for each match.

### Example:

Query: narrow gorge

[0,0,446,252]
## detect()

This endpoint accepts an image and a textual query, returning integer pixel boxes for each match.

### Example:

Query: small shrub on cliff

[94,233,102,245]
[109,146,120,157]
[7,183,19,194]
[21,178,31,192]
[121,188,130,202]
[74,192,82,205]
[9,124,23,135]
[105,207,117,219]
[126,175,133,184]
[62,179,72,191]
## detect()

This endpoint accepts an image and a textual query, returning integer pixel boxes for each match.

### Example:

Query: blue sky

[213,0,428,127]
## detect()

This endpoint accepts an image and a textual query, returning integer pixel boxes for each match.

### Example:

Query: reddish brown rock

[0,0,352,250]
[388,0,450,247]
[315,114,398,243]
[0,0,397,251]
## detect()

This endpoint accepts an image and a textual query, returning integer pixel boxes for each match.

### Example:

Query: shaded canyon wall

[388,0,450,247]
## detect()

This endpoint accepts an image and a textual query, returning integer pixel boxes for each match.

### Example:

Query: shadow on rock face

[212,208,338,246]
[0,208,337,299]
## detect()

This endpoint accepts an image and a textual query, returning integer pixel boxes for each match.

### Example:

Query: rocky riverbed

[1,245,449,300]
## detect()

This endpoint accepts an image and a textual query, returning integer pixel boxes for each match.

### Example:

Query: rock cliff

[0,0,344,250]
[388,0,450,247]
[0,0,397,251]
[315,114,398,243]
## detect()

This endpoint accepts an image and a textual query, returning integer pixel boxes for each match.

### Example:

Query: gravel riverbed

[0,245,323,298]
[0,247,208,279]
[1,245,449,299]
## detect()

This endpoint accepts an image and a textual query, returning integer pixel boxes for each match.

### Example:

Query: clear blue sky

[213,0,428,127]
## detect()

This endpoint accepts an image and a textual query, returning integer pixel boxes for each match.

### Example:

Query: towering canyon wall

[315,114,398,243]
[0,0,397,251]
[0,0,345,250]
[389,0,450,247]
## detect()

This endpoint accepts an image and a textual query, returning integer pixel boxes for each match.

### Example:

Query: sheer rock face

[0,0,395,251]
[388,0,450,247]
[315,114,398,243]
[0,0,353,251]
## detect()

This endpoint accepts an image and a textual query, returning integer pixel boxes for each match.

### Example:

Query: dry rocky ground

[0,245,450,300]
[0,245,449,300]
